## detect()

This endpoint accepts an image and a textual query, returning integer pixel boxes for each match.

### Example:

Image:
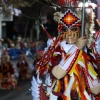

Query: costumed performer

[31,0,100,100]
[17,53,30,80]
[0,55,17,89]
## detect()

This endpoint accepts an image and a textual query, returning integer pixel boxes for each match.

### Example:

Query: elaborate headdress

[53,0,96,47]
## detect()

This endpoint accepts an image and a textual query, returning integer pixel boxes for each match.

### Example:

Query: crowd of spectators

[0,36,47,90]
[1,36,46,60]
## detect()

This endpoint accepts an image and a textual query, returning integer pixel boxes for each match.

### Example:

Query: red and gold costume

[17,54,30,80]
[0,56,17,89]
[31,0,100,100]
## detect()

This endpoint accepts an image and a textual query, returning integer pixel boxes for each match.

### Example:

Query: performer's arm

[52,44,79,79]
[52,36,86,79]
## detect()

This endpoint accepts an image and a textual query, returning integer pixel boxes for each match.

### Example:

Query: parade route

[0,80,32,100]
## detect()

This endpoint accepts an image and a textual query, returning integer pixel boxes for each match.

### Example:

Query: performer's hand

[75,36,86,49]
[96,19,100,27]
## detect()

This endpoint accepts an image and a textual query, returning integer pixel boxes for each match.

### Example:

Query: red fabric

[58,0,66,6]
[96,98,100,100]
[52,91,62,96]
[71,90,78,99]
[96,93,100,100]
[0,62,14,75]
[49,55,61,73]
[62,95,68,100]
[40,85,49,100]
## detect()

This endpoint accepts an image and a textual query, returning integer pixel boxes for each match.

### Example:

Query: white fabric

[88,70,97,80]
[87,77,99,88]
[59,53,76,70]
[36,72,42,84]
[59,44,78,71]
[78,60,98,88]
[44,37,56,52]
[60,41,74,53]
[84,90,92,100]
[95,35,100,55]
[31,76,40,100]
[49,93,58,100]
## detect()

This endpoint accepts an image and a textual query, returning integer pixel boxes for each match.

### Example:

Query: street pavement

[0,79,32,100]
[0,56,35,100]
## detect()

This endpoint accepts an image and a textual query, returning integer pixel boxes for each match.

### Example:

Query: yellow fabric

[68,50,88,99]
[79,54,98,78]
[57,80,61,92]
[68,50,82,75]
[67,96,71,100]
[53,54,58,56]
[53,80,61,92]
[88,64,98,77]
[47,64,50,69]
[77,85,81,98]
[53,49,98,99]
[54,80,59,92]
[79,56,85,63]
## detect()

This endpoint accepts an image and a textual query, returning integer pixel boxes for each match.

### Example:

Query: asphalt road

[0,56,35,100]
[0,79,32,100]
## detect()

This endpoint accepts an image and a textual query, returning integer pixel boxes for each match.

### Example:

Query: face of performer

[62,26,80,44]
